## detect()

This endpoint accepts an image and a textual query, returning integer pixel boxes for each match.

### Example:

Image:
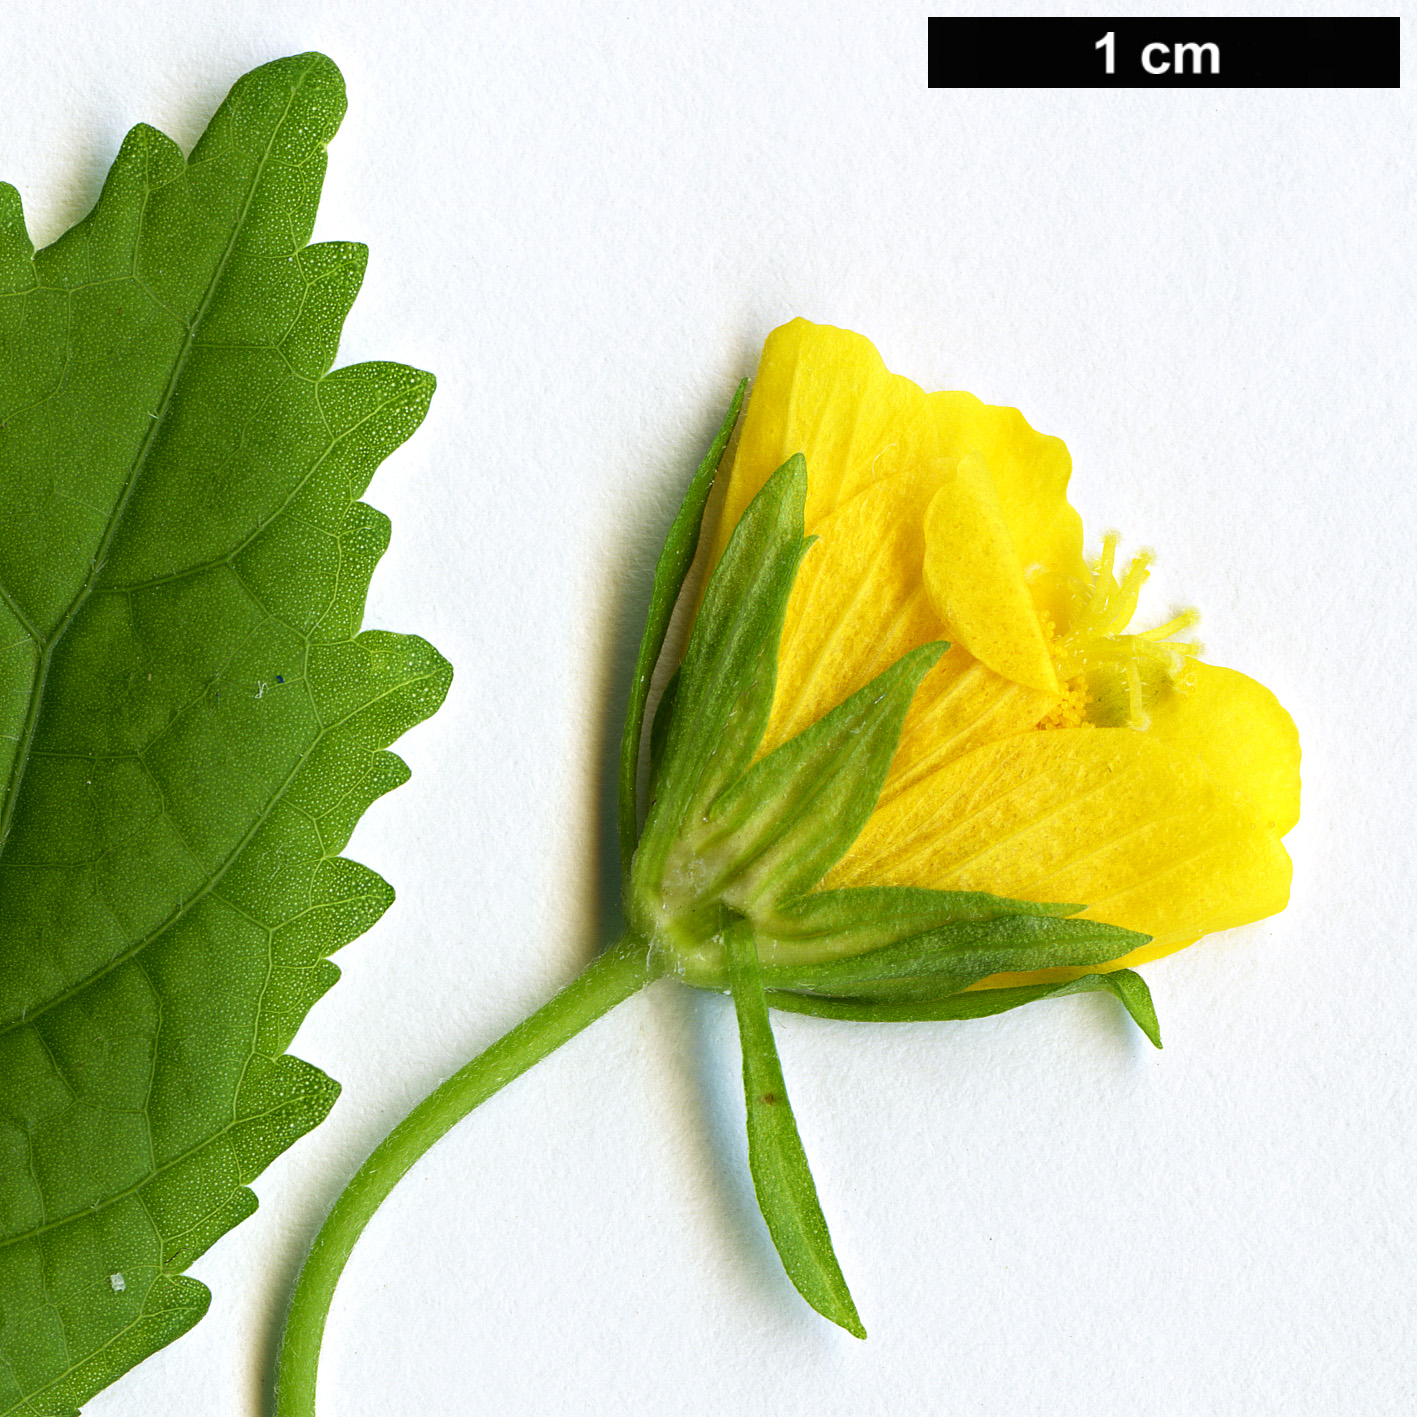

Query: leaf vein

[0,659,445,1038]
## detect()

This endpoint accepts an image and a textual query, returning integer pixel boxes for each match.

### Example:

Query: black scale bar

[928,17,1400,89]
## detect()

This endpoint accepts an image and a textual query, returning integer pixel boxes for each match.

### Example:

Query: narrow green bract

[766,970,1162,1046]
[0,54,449,1413]
[724,922,864,1340]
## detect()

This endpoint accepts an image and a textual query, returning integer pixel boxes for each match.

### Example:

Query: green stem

[273,933,658,1417]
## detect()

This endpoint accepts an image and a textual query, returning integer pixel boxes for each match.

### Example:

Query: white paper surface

[2,2,1413,1414]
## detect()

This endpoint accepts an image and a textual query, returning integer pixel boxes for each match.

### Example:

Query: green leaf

[702,641,947,912]
[723,922,865,1339]
[630,455,809,925]
[616,382,744,884]
[766,969,1163,1048]
[0,54,450,1413]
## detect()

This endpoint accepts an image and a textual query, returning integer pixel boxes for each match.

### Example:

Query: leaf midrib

[0,64,312,860]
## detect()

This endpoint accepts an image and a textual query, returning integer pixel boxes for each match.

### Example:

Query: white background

[3,3,1413,1414]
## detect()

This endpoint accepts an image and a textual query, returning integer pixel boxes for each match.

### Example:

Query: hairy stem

[273,933,658,1417]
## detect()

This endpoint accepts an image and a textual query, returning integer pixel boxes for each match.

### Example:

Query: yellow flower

[700,319,1299,986]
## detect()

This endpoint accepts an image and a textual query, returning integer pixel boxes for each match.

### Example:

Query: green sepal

[723,921,866,1339]
[758,885,1086,961]
[761,912,1149,1000]
[765,968,1163,1048]
[698,641,947,913]
[617,382,744,883]
[647,665,679,790]
[631,455,810,927]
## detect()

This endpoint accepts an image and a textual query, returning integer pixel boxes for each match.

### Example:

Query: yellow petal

[707,320,1087,605]
[762,467,941,754]
[878,647,1059,806]
[825,725,1293,983]
[758,455,1059,783]
[707,320,935,570]
[923,390,1086,592]
[1146,660,1301,836]
[922,453,1061,695]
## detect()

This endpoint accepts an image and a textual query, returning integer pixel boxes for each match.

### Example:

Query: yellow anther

[1047,539,1202,730]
